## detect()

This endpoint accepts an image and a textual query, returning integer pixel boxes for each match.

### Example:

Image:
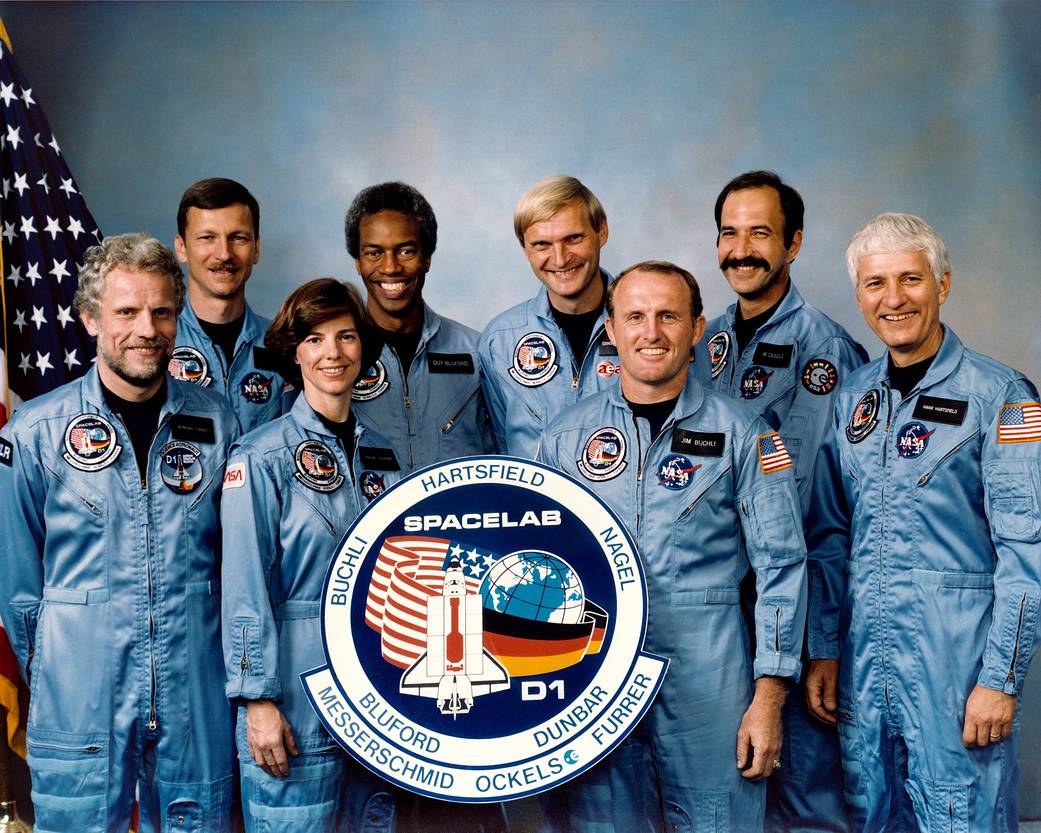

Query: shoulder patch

[63,414,123,472]
[672,429,725,457]
[802,358,838,395]
[509,332,559,387]
[913,395,968,426]
[577,427,627,481]
[707,331,730,380]
[757,432,793,474]
[846,390,881,444]
[353,360,390,401]
[998,402,1041,443]
[752,342,793,368]
[0,437,12,467]
[170,414,216,444]
[359,446,401,471]
[427,353,475,374]
[223,462,247,490]
[168,346,212,387]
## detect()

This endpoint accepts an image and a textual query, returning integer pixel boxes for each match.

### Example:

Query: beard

[99,338,172,389]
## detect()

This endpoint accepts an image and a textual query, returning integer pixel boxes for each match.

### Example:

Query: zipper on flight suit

[1007,593,1027,687]
[442,387,481,434]
[877,382,895,720]
[915,432,978,486]
[239,625,251,675]
[389,348,415,470]
[23,610,35,678]
[775,606,782,655]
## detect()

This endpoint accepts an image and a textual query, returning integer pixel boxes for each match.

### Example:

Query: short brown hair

[608,260,703,319]
[265,279,378,388]
[177,178,260,237]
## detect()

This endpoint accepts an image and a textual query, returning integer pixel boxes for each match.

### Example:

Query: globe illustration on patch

[480,550,585,625]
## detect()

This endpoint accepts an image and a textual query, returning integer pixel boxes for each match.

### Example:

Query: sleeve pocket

[984,461,1041,542]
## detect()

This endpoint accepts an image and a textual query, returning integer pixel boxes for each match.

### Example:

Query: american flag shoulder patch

[757,432,793,474]
[998,402,1041,444]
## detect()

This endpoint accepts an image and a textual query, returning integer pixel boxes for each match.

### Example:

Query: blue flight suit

[538,378,808,832]
[807,327,1041,832]
[221,393,404,832]
[351,303,497,474]
[706,282,867,832]
[0,367,239,833]
[173,300,291,434]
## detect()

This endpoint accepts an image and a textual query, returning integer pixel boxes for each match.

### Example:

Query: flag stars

[50,259,71,283]
[25,262,42,286]
[44,216,63,239]
[2,178,8,198]
[12,173,28,196]
[48,135,60,155]
[449,544,464,560]
[36,173,49,195]
[33,132,44,148]
[19,216,37,239]
[35,352,53,376]
[1,221,12,244]
[12,310,27,333]
[5,124,21,150]
[66,218,85,239]
[20,88,34,108]
[0,82,14,106]
[60,177,77,197]
[64,350,81,371]
[31,305,48,330]
[18,354,31,374]
[57,305,74,328]
[6,265,21,287]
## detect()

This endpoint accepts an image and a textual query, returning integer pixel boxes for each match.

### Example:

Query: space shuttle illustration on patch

[399,559,510,716]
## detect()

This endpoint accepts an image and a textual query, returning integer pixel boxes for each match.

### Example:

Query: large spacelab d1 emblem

[302,456,668,802]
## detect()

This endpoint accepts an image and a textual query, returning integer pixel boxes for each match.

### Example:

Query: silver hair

[845,213,950,288]
[74,233,185,317]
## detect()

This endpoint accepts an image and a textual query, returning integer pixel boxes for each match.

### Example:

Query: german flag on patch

[483,601,609,677]
[757,432,793,474]
[998,402,1041,444]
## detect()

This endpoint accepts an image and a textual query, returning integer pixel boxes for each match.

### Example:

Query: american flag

[998,402,1041,444]
[0,34,98,423]
[365,536,500,669]
[0,27,101,765]
[757,432,793,474]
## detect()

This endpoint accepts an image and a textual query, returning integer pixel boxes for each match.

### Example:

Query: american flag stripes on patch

[998,402,1041,444]
[757,432,793,474]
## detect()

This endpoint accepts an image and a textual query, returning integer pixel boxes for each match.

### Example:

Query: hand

[962,684,1015,748]
[805,659,839,726]
[736,676,786,780]
[246,699,299,778]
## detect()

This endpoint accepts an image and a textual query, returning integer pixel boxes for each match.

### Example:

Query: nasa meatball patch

[301,456,667,802]
[801,358,838,396]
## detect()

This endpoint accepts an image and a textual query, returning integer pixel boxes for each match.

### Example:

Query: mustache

[721,256,770,272]
[125,338,170,349]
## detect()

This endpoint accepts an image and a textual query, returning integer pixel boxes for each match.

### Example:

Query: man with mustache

[704,171,867,832]
[173,178,290,433]
[0,234,239,832]
[345,181,497,474]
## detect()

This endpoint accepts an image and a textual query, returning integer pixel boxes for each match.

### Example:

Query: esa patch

[757,432,793,474]
[707,331,730,380]
[158,441,203,494]
[359,470,385,502]
[801,358,838,395]
[596,359,621,378]
[63,414,122,472]
[353,360,390,402]
[895,421,935,458]
[223,462,247,490]
[509,332,558,387]
[656,454,700,490]
[294,440,344,492]
[168,346,211,387]
[577,427,627,481]
[740,366,772,400]
[846,390,881,444]
[998,402,1041,443]
[239,372,273,404]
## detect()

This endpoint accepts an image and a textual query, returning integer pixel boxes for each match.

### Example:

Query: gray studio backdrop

[5,0,1040,818]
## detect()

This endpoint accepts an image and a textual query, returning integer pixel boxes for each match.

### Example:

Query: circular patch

[294,440,345,492]
[63,414,122,472]
[846,390,881,444]
[159,441,203,494]
[360,470,386,502]
[740,366,773,400]
[508,332,559,388]
[596,359,621,379]
[707,331,730,380]
[353,360,390,402]
[895,421,936,459]
[168,346,212,387]
[802,358,838,396]
[239,372,273,404]
[656,454,701,490]
[301,456,667,802]
[577,427,627,481]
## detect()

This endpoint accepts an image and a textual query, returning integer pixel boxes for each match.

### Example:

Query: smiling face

[295,313,363,418]
[855,249,949,366]
[522,202,609,314]
[175,203,259,305]
[354,210,430,331]
[717,187,802,315]
[80,267,178,401]
[605,269,705,403]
